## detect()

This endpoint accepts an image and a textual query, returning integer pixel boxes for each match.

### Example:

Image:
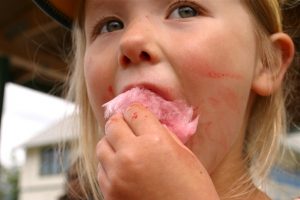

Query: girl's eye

[100,20,124,33]
[168,5,199,19]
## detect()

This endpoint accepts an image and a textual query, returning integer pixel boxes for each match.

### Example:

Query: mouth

[121,83,176,102]
[103,85,200,144]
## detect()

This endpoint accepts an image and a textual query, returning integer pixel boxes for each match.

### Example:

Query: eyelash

[167,0,204,18]
[91,16,121,39]
[90,0,206,40]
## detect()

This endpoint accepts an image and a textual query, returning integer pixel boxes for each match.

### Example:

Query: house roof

[0,0,70,94]
[21,115,78,148]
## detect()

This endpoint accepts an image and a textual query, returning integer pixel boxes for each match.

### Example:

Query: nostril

[140,51,150,61]
[120,51,151,66]
[122,56,131,65]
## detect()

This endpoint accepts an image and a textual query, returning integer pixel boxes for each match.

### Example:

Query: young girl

[34,0,299,199]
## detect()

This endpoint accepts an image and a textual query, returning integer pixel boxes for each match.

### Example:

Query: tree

[0,165,19,200]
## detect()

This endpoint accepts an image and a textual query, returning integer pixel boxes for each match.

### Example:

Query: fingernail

[124,104,142,120]
[126,103,145,114]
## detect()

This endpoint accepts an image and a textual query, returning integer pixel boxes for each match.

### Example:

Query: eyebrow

[85,0,114,13]
[85,0,213,24]
[84,0,125,28]
[86,0,178,13]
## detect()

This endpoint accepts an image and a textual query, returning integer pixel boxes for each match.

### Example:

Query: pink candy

[102,87,199,143]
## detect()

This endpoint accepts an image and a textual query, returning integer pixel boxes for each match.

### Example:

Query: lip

[120,83,176,102]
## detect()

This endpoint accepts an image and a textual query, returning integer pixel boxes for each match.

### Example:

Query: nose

[118,18,161,67]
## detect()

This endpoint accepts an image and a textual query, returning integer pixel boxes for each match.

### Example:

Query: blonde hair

[222,1,299,198]
[65,0,299,199]
[243,0,286,182]
[66,0,103,198]
[244,0,298,180]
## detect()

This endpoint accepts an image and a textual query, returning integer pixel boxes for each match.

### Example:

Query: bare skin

[83,0,294,199]
[97,104,220,200]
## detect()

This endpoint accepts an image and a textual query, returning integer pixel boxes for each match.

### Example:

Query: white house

[19,116,77,200]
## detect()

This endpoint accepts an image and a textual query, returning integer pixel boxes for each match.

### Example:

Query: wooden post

[0,56,12,128]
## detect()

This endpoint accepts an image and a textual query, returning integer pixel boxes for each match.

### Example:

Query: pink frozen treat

[102,87,199,144]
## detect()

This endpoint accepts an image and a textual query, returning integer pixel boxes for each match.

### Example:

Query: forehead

[84,0,250,23]
[84,0,241,11]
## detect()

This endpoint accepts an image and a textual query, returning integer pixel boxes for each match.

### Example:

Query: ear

[252,33,295,96]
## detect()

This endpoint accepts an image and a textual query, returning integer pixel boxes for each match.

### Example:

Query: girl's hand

[96,104,220,200]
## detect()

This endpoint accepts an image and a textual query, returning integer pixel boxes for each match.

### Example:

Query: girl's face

[83,0,259,173]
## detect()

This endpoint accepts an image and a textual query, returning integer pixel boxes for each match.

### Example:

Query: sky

[0,83,75,167]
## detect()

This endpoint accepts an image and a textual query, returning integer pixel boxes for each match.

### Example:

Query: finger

[105,113,136,150]
[123,103,165,137]
[96,138,115,174]
[97,162,109,195]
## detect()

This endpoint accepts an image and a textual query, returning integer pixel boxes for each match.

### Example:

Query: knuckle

[144,134,163,145]
[105,114,122,133]
[109,173,121,188]
[99,172,125,199]
[95,138,107,159]
[117,149,136,166]
[106,176,125,199]
[97,173,106,189]
[103,186,116,200]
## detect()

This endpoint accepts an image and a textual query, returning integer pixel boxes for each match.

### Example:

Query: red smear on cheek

[203,121,212,133]
[207,71,243,80]
[178,49,243,81]
[220,87,240,114]
[184,59,242,81]
[208,97,220,107]
[208,88,240,114]
[199,121,216,142]
[200,121,230,151]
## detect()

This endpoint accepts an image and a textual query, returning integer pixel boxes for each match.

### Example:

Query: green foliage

[8,169,19,200]
[0,165,19,200]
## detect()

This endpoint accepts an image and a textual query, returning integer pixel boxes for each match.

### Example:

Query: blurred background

[0,1,74,200]
[0,1,299,200]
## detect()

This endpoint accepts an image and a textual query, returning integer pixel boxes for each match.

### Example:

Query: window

[40,146,70,176]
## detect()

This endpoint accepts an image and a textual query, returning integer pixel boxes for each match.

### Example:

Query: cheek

[84,52,116,121]
[197,85,248,149]
[174,39,251,118]
[186,75,250,172]
[169,37,254,170]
